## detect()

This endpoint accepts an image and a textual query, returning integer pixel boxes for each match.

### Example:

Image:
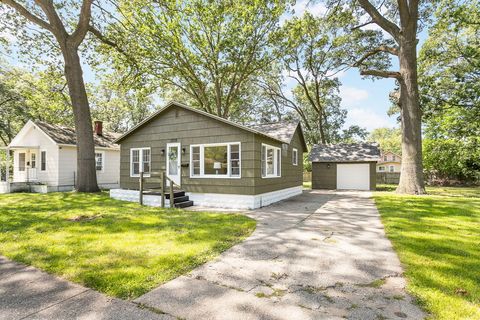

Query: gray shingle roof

[309,143,380,162]
[247,121,299,144]
[34,121,120,149]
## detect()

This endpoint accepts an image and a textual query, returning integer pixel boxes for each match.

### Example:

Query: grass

[374,185,480,319]
[0,192,256,299]
[303,181,312,189]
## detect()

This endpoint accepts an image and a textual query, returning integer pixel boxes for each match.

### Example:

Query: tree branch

[353,45,399,66]
[357,0,400,40]
[0,0,53,32]
[70,0,93,47]
[351,20,374,31]
[360,69,401,79]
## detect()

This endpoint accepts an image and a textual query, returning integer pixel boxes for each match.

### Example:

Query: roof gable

[309,143,380,162]
[115,101,305,147]
[8,120,57,147]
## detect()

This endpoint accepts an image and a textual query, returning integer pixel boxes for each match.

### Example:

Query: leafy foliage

[419,0,480,182]
[260,11,368,145]
[368,127,401,155]
[102,0,288,121]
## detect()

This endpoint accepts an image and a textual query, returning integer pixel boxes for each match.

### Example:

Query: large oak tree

[341,0,430,194]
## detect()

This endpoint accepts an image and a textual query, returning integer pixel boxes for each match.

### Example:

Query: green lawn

[0,192,256,299]
[303,181,312,189]
[374,186,480,320]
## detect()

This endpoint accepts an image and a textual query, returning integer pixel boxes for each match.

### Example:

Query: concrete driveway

[136,190,426,320]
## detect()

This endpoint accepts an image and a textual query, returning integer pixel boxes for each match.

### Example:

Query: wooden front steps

[143,189,194,208]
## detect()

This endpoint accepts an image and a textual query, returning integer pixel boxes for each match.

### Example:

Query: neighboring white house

[376,151,401,173]
[1,120,120,193]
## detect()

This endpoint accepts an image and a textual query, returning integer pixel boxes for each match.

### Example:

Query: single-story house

[309,143,380,190]
[377,151,401,173]
[1,120,120,193]
[110,101,307,209]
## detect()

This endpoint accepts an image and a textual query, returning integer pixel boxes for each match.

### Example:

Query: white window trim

[95,150,105,173]
[292,148,298,166]
[389,165,395,172]
[40,150,47,171]
[130,147,151,177]
[18,152,26,172]
[378,166,385,171]
[262,143,281,178]
[189,142,241,179]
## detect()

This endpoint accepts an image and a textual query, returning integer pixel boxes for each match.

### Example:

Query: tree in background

[0,62,74,145]
[330,0,432,194]
[419,0,480,182]
[102,0,287,121]
[89,74,157,133]
[0,0,102,191]
[260,11,368,145]
[368,127,402,155]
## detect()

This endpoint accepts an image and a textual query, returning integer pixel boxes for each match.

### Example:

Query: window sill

[190,175,241,179]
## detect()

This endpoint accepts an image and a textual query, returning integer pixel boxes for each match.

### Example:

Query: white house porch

[1,146,46,194]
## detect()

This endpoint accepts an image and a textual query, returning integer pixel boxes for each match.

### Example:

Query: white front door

[166,143,181,186]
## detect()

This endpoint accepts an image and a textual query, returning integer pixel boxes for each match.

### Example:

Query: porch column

[5,148,10,182]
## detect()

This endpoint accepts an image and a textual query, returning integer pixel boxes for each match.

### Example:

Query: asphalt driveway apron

[136,190,425,320]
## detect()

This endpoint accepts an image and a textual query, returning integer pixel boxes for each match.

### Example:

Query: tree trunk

[396,37,426,194]
[318,110,326,144]
[62,46,99,192]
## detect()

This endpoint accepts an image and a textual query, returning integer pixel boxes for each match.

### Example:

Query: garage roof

[309,143,380,162]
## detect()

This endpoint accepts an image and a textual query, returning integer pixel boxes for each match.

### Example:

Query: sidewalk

[0,256,174,320]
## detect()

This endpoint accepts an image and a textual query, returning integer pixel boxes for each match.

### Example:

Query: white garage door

[336,163,370,190]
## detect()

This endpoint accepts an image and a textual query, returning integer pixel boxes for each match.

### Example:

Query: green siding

[312,162,337,189]
[119,105,306,195]
[253,127,305,194]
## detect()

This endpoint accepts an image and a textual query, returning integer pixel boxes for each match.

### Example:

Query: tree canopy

[419,0,480,182]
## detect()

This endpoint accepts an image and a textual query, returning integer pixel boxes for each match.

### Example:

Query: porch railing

[138,171,179,208]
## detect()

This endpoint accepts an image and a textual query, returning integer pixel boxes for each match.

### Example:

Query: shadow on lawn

[0,192,256,299]
[375,193,480,317]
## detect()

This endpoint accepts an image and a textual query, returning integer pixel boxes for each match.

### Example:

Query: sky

[2,0,429,133]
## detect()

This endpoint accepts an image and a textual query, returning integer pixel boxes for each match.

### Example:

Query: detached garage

[309,143,380,191]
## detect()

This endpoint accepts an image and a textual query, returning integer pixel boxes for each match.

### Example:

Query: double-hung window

[130,148,151,177]
[261,144,281,178]
[95,152,104,171]
[292,148,298,166]
[190,142,241,178]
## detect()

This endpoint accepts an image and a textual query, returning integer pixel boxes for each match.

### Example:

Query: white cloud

[345,108,395,131]
[339,86,369,107]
